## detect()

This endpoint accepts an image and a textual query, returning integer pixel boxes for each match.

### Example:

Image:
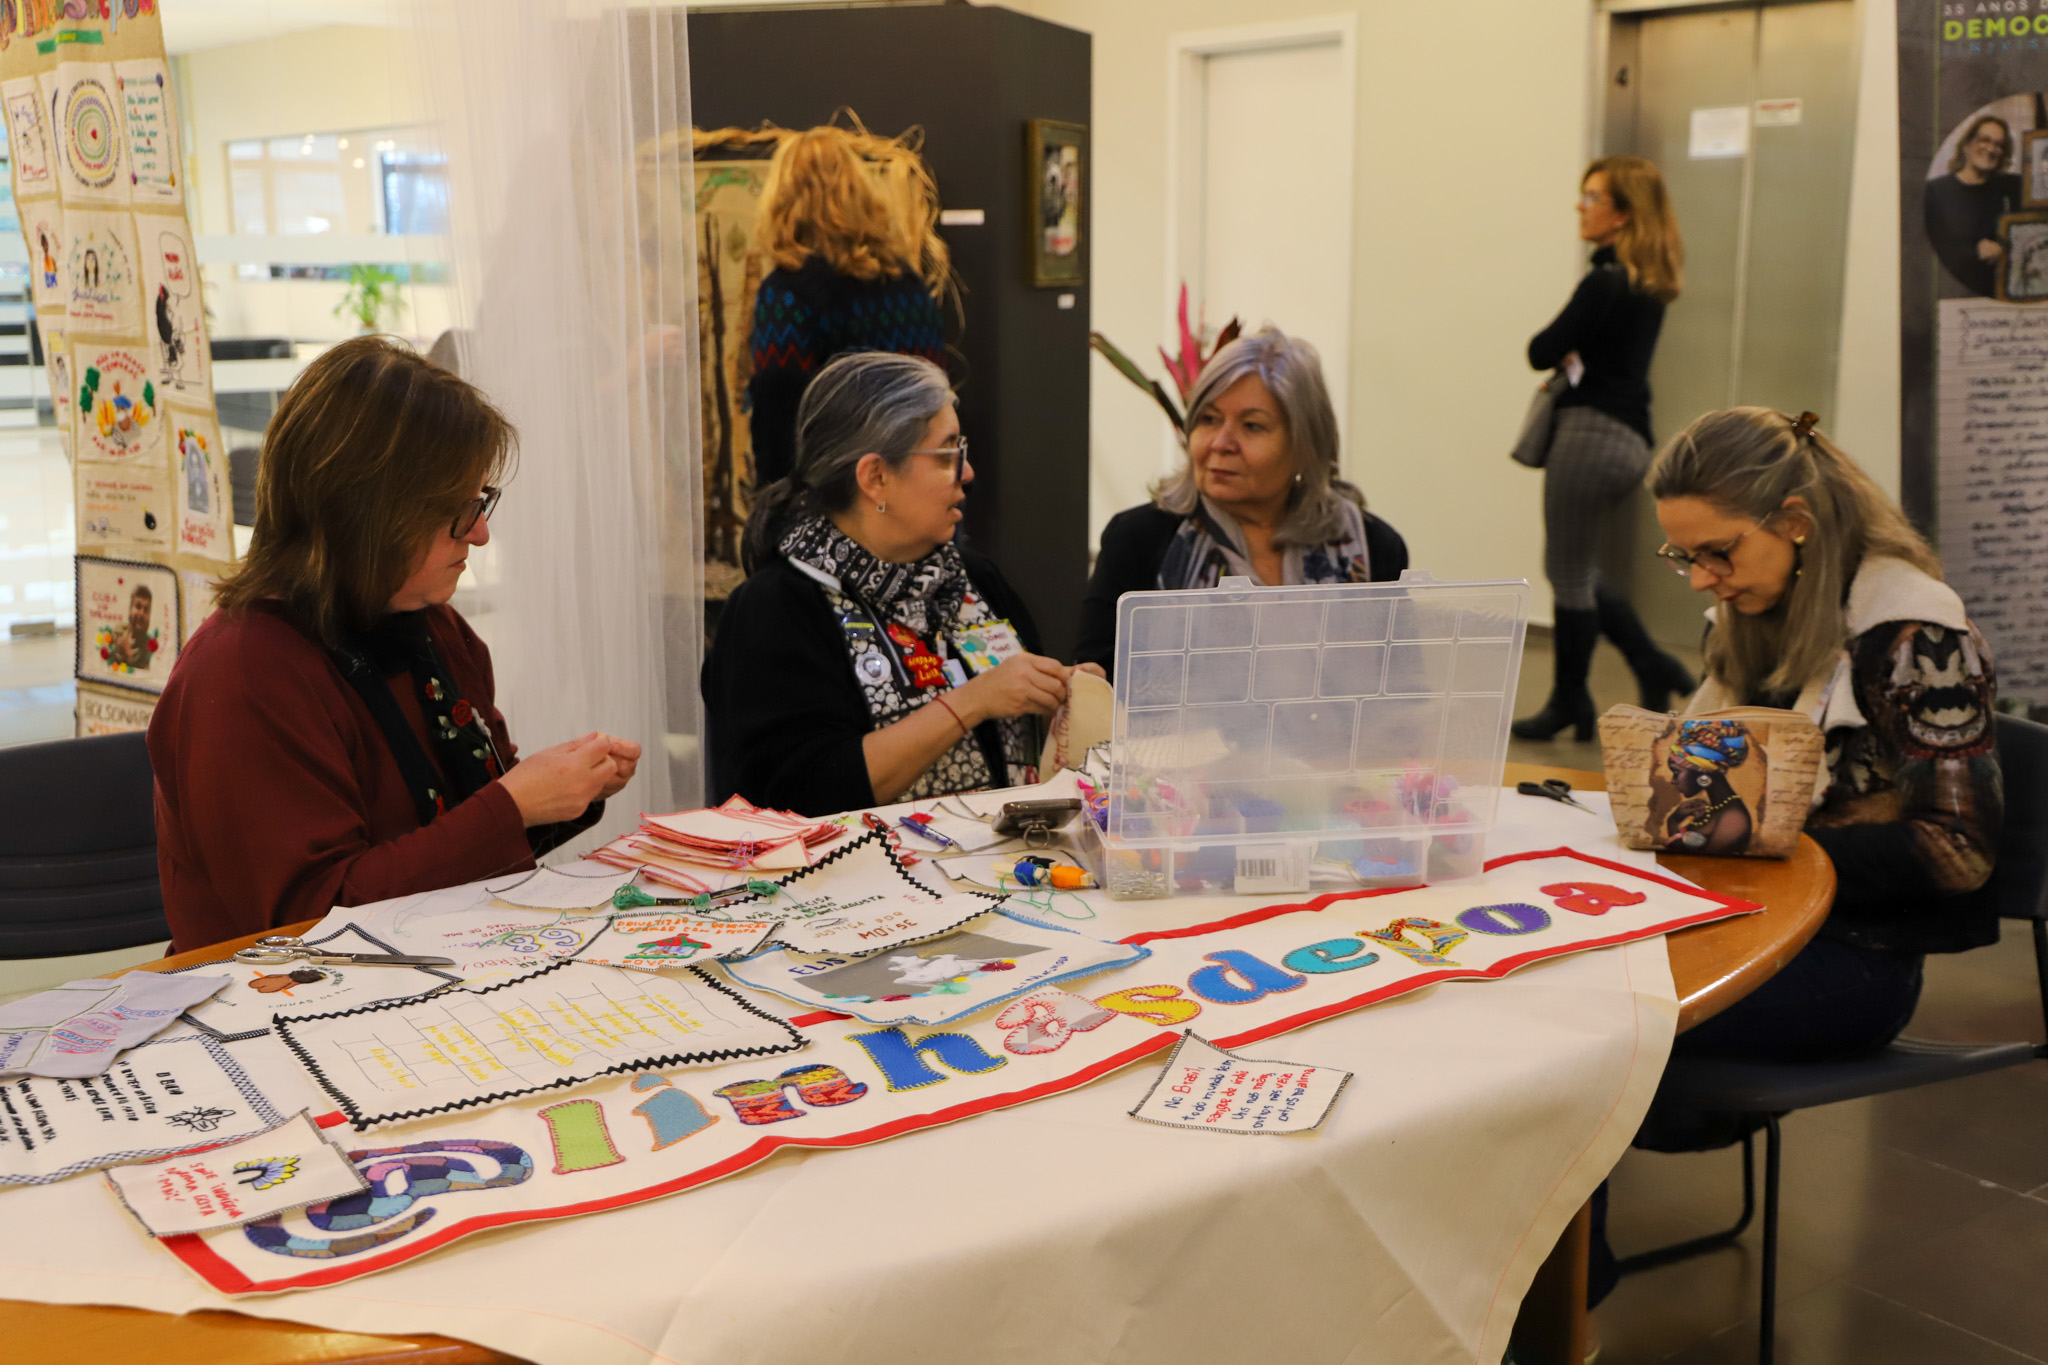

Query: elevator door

[1601,0,1858,644]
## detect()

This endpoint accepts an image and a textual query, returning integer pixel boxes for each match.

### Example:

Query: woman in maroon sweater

[149,337,640,952]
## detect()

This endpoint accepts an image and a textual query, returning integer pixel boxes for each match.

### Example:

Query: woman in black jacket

[706,352,1091,816]
[1513,156,1694,741]
[1076,329,1407,677]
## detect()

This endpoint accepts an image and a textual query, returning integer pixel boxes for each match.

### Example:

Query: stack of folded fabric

[589,795,846,893]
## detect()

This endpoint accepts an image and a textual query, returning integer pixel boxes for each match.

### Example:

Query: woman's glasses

[452,485,501,538]
[1656,524,1761,578]
[907,436,969,485]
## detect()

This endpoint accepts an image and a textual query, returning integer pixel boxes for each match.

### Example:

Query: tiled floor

[1514,629,2048,1363]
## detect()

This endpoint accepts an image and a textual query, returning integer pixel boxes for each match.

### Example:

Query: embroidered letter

[1186,949,1307,1004]
[629,1074,718,1150]
[1540,882,1647,916]
[1092,984,1201,1027]
[1281,938,1382,974]
[538,1099,624,1174]
[712,1064,870,1125]
[847,1026,1008,1091]
[994,989,1117,1055]
[1362,916,1468,967]
[1455,902,1553,936]
[243,1140,533,1261]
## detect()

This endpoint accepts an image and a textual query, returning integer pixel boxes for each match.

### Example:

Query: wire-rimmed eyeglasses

[906,436,969,485]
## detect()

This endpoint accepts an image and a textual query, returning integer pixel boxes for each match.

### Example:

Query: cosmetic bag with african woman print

[1596,706,1825,859]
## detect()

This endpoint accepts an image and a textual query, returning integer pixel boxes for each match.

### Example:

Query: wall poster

[1902,5,2048,706]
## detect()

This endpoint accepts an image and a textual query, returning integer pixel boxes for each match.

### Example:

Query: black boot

[1594,587,1696,712]
[1513,606,1599,741]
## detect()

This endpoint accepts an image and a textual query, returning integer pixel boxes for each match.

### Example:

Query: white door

[1185,34,1355,433]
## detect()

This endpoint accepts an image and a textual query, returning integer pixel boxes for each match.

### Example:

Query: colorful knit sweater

[746,255,947,488]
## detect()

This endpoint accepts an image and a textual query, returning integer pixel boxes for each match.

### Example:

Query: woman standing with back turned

[1514,156,1694,741]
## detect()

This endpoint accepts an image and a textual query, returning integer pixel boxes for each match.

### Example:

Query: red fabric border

[169,848,1754,1294]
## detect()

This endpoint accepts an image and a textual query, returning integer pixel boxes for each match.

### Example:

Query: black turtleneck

[1527,244,1665,445]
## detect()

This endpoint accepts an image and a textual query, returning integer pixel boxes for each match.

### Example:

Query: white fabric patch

[103,1111,366,1236]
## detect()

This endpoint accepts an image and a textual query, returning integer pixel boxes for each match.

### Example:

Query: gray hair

[741,351,955,572]
[1649,406,1942,698]
[1154,328,1361,546]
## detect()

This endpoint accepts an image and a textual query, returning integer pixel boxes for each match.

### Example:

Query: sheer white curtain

[410,1,703,841]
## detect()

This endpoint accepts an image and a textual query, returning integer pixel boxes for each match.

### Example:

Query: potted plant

[1088,283,1240,435]
[333,264,407,334]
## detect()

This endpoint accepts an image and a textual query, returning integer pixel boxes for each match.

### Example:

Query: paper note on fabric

[485,865,637,911]
[577,913,779,970]
[104,1111,367,1237]
[0,1033,292,1186]
[274,960,806,1130]
[724,913,1147,1027]
[0,973,232,1080]
[755,830,1002,957]
[1129,1032,1352,1134]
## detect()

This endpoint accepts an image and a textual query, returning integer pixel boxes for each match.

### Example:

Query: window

[225,126,441,238]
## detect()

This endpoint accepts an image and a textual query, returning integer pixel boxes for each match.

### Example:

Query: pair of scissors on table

[1516,779,1598,815]
[233,936,457,968]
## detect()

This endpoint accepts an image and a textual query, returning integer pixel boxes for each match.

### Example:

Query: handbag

[1595,705,1825,859]
[1510,370,1572,468]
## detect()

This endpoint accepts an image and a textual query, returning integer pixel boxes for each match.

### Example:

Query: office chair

[0,731,168,957]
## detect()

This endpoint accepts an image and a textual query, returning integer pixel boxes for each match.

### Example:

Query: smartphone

[993,797,1083,839]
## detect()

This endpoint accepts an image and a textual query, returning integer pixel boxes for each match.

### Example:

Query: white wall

[177,25,451,343]
[1006,0,1905,619]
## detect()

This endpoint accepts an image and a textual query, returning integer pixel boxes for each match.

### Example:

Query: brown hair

[214,335,514,647]
[1950,114,2014,175]
[1585,156,1684,303]
[1649,406,1942,699]
[751,120,952,300]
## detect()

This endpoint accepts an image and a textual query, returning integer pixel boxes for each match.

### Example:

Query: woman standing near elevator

[1514,155,1695,740]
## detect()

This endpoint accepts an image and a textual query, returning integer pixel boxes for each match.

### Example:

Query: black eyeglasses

[452,485,501,538]
[906,436,969,485]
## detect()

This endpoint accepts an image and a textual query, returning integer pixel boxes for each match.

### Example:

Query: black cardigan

[1527,245,1665,445]
[703,547,1043,817]
[1075,503,1410,676]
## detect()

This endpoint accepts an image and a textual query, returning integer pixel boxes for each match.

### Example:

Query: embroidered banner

[163,848,1751,1295]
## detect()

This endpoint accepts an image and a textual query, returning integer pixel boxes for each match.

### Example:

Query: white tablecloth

[0,790,1677,1365]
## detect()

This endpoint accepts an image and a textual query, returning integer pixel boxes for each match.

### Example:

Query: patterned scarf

[1157,494,1373,590]
[328,611,504,827]
[780,515,1037,801]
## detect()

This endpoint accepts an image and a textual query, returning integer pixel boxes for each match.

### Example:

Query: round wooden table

[7,769,1835,1365]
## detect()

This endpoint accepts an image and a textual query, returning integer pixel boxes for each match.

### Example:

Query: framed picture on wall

[2000,211,2048,302]
[2027,130,2048,208]
[1026,119,1086,287]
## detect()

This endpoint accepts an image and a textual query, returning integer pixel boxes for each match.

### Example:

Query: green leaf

[1088,332,1158,396]
[143,381,155,410]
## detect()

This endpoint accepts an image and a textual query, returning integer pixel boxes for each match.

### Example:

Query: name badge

[954,620,1024,675]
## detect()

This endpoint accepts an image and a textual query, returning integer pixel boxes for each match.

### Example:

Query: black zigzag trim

[271,958,807,1132]
[746,829,1004,958]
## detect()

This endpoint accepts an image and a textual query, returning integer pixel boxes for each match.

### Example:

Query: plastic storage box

[1095,572,1529,899]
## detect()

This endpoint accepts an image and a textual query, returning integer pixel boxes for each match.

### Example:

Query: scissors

[1516,779,1598,814]
[233,936,457,968]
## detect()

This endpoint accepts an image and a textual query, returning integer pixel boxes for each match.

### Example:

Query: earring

[1792,534,1806,578]
[877,501,888,515]
[1792,535,1806,546]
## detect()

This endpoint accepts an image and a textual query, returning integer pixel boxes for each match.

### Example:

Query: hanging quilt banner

[162,847,1753,1296]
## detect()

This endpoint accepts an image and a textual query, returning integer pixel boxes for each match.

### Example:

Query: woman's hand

[1074,662,1107,683]
[599,737,642,799]
[954,653,1071,724]
[499,732,618,827]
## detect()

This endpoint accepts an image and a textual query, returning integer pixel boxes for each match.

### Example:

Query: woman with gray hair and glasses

[705,351,1096,815]
[1075,328,1407,675]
